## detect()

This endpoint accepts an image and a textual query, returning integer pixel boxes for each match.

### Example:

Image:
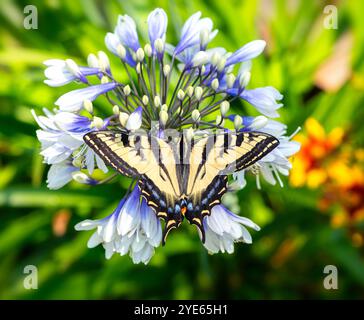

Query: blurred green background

[1,0,364,299]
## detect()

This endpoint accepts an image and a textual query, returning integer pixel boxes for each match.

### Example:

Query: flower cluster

[290,118,364,247]
[33,8,300,264]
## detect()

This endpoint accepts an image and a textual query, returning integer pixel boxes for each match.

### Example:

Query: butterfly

[84,129,279,244]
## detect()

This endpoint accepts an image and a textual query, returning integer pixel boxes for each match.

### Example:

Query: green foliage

[1,0,364,299]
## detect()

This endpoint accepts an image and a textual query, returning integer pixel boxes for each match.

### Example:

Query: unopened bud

[101,76,109,84]
[92,116,104,129]
[154,95,161,107]
[191,109,200,122]
[112,105,120,115]
[159,110,168,126]
[97,51,110,72]
[117,44,126,59]
[144,43,152,57]
[226,74,236,88]
[192,51,209,67]
[211,52,221,66]
[217,57,226,72]
[119,112,129,127]
[186,86,194,98]
[163,64,170,77]
[234,115,243,130]
[194,86,203,100]
[177,89,185,100]
[72,171,92,184]
[123,85,131,96]
[83,100,93,114]
[161,104,168,112]
[155,38,164,53]
[136,62,141,74]
[220,101,230,116]
[136,48,145,62]
[239,71,251,88]
[87,53,99,68]
[142,95,149,106]
[211,78,219,91]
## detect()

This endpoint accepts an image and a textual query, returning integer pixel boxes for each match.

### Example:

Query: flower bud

[144,43,152,57]
[154,95,161,107]
[87,53,99,68]
[194,86,203,100]
[177,89,185,100]
[136,48,145,62]
[135,62,141,74]
[92,116,104,129]
[239,71,251,88]
[117,44,126,59]
[192,51,209,67]
[72,157,83,168]
[97,51,110,72]
[220,101,230,116]
[211,78,219,91]
[217,57,226,72]
[211,52,221,66]
[191,109,200,122]
[226,74,236,88]
[119,112,129,127]
[201,65,206,74]
[234,115,243,130]
[159,110,168,126]
[155,38,164,54]
[72,171,92,184]
[112,105,120,115]
[186,86,194,98]
[163,64,170,77]
[101,76,109,84]
[216,115,225,126]
[83,99,93,113]
[142,95,149,106]
[161,104,168,112]
[123,85,131,96]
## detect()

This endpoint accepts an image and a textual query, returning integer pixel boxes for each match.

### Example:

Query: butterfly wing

[84,131,182,220]
[186,131,279,239]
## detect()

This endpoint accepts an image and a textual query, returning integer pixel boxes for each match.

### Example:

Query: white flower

[125,107,143,130]
[202,205,260,254]
[234,119,301,189]
[75,186,162,264]
[46,161,78,190]
[55,82,117,112]
[32,108,108,175]
[43,59,100,87]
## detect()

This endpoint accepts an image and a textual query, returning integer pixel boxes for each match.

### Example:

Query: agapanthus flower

[33,8,300,264]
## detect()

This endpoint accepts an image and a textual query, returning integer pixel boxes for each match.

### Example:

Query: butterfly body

[84,129,279,244]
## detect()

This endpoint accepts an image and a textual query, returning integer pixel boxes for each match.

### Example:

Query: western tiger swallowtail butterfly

[84,130,279,244]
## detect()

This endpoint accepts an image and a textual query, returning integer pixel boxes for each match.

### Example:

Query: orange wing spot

[181,206,187,216]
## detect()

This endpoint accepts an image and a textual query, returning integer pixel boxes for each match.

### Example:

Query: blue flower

[115,14,140,52]
[202,205,260,254]
[75,186,162,264]
[32,109,108,181]
[105,32,137,66]
[46,161,79,190]
[44,59,100,87]
[147,8,168,54]
[55,82,117,112]
[174,11,217,55]
[225,40,266,67]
